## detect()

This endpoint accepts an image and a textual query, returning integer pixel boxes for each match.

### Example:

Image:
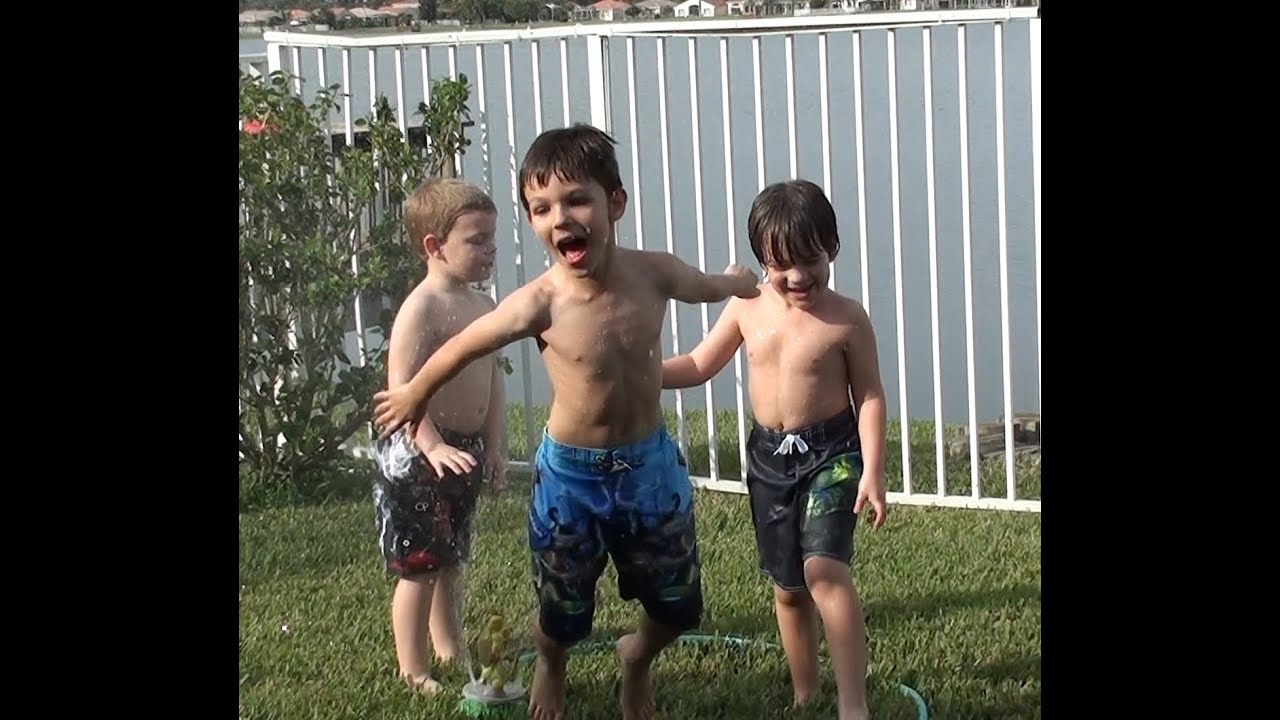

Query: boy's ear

[609,187,628,223]
[423,234,444,259]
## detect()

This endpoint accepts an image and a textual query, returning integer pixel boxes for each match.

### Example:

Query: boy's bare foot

[837,702,871,720]
[792,691,818,709]
[528,653,566,720]
[617,633,656,720]
[403,674,443,695]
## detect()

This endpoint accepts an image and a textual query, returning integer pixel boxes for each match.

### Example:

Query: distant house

[340,7,397,25]
[565,1,597,21]
[539,3,570,21]
[635,0,676,16]
[384,1,421,17]
[239,9,282,27]
[673,0,722,17]
[592,0,631,20]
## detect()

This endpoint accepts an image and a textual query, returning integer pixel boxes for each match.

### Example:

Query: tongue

[564,247,587,265]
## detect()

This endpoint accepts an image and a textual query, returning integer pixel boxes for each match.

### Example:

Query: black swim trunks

[746,406,863,592]
[372,426,485,577]
[527,424,703,646]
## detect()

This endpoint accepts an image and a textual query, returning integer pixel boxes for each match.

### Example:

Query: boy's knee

[773,584,813,608]
[537,607,594,647]
[801,555,855,597]
[398,568,442,586]
[642,585,704,634]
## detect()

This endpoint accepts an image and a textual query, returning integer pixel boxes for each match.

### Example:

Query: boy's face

[523,174,626,277]
[763,251,830,310]
[430,210,497,283]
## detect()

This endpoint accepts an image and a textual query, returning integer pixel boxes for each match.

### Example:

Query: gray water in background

[242,19,1040,426]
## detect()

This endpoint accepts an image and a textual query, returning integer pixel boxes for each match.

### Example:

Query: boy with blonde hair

[371,177,506,694]
[662,179,888,720]
[372,124,760,720]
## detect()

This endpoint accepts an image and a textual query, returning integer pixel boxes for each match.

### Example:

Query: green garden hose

[456,633,927,719]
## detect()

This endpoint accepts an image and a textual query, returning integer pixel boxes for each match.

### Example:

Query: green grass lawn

[241,407,1040,719]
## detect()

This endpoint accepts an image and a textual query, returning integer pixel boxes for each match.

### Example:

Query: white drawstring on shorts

[773,433,809,456]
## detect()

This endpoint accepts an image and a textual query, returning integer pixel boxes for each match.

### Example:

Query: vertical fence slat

[394,47,407,135]
[475,45,497,303]
[532,40,549,269]
[923,27,946,497]
[887,29,911,496]
[316,48,328,133]
[784,33,797,180]
[656,37,686,457]
[687,37,717,482]
[586,35,609,131]
[1030,18,1041,425]
[852,33,870,313]
[626,37,645,254]
[420,48,432,154]
[720,36,748,486]
[503,41,537,463]
[994,23,1016,500]
[290,46,302,95]
[448,45,462,175]
[560,38,572,126]
[957,26,980,499]
[752,36,764,191]
[818,32,835,291]
[367,48,377,114]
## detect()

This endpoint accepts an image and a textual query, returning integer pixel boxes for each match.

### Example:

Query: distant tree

[502,0,541,22]
[419,0,438,22]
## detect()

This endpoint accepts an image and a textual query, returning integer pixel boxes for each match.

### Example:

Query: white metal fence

[256,7,1041,512]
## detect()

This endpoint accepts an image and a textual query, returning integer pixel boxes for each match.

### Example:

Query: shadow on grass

[975,653,1040,683]
[707,583,1040,641]
[864,583,1041,626]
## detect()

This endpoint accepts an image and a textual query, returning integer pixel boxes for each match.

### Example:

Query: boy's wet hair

[403,178,497,260]
[518,124,623,213]
[747,179,840,268]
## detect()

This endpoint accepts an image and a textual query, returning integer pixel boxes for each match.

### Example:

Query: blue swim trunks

[528,424,704,645]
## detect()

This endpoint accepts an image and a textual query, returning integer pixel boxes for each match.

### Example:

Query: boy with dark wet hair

[372,124,760,720]
[662,179,888,720]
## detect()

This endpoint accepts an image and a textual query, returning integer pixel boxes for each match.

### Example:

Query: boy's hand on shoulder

[373,384,427,440]
[723,263,760,298]
[854,470,887,530]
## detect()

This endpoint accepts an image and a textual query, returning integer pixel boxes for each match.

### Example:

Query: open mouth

[787,283,813,295]
[556,236,589,267]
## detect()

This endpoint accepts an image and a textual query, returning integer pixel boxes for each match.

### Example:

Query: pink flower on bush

[242,118,277,136]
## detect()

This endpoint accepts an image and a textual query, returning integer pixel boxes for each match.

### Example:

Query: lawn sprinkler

[456,614,526,718]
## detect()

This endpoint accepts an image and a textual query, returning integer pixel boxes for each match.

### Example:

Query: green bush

[237,69,473,509]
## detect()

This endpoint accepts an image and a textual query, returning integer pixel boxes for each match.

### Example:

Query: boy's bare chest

[548,293,664,360]
[743,314,846,372]
[429,295,490,347]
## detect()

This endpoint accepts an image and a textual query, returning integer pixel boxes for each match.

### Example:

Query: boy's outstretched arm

[662,298,746,388]
[373,282,551,439]
[845,300,888,530]
[385,294,476,476]
[483,351,507,493]
[656,252,761,303]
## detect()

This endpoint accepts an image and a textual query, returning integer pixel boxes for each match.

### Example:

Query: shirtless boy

[371,178,506,695]
[371,124,759,720]
[661,179,888,720]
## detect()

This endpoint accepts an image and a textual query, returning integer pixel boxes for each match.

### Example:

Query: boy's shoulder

[468,286,499,310]
[827,289,868,317]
